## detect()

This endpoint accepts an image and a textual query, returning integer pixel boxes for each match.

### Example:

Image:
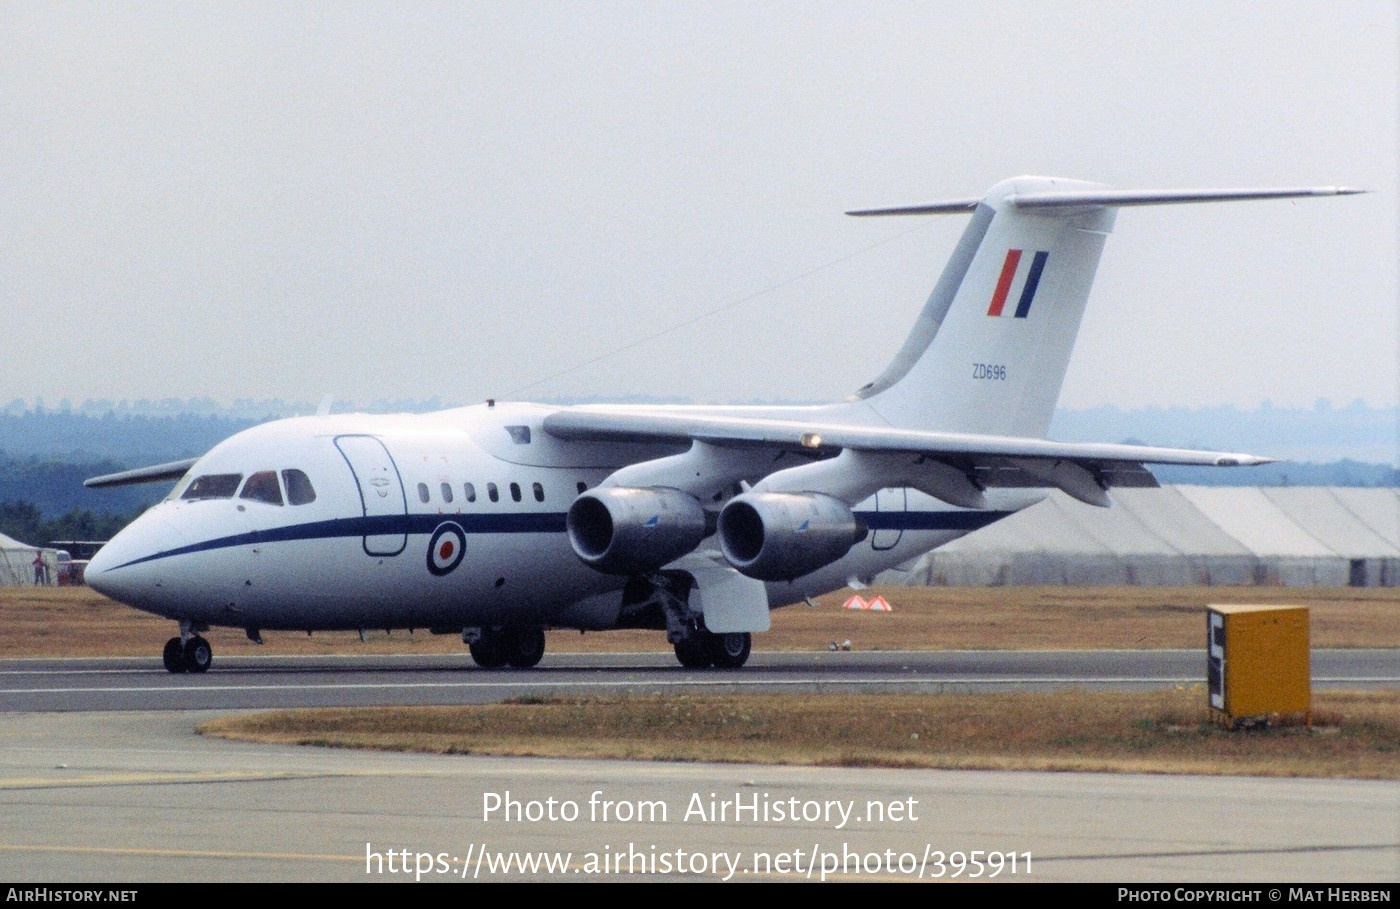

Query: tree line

[0,501,141,548]
[0,458,168,521]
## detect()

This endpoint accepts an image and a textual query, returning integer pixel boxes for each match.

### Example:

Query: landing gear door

[335,435,408,557]
[871,487,906,551]
[686,562,771,633]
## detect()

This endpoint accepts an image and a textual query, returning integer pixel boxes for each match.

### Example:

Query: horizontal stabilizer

[846,198,981,217]
[848,185,1364,217]
[84,458,197,489]
[1010,186,1366,209]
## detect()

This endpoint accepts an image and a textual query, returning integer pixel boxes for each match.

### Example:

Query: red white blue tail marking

[986,249,1049,318]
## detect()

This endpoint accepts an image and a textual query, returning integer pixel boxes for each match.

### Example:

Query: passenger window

[509,482,521,502]
[464,482,476,503]
[440,483,454,503]
[239,471,284,506]
[487,482,499,503]
[181,474,243,500]
[532,482,544,502]
[282,469,317,506]
[417,483,430,504]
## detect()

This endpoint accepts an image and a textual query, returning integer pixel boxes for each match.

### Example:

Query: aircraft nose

[86,515,186,607]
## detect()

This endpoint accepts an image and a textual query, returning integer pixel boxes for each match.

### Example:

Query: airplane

[82,175,1360,673]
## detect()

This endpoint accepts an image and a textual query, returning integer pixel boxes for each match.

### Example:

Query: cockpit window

[181,474,243,500]
[240,471,284,506]
[282,469,317,506]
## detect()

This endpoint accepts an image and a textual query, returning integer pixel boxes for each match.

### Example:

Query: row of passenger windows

[181,469,317,506]
[178,468,582,510]
[416,479,589,506]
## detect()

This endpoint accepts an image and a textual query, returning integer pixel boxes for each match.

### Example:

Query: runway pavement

[2,648,1397,712]
[1,650,1396,883]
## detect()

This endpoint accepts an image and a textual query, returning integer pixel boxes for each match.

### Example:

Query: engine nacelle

[567,487,707,575]
[718,492,865,581]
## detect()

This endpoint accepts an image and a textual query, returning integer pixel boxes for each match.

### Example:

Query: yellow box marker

[1206,604,1310,729]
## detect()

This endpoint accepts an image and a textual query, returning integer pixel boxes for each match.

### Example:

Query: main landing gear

[465,627,546,669]
[674,629,751,670]
[460,572,756,671]
[162,633,212,673]
[642,571,752,670]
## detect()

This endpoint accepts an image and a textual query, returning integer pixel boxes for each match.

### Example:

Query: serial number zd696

[971,363,1006,380]
[924,849,1031,877]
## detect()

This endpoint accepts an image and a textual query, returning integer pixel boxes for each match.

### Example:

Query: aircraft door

[870,487,906,550]
[335,435,408,557]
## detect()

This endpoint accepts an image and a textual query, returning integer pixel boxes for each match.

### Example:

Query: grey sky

[3,1,1395,412]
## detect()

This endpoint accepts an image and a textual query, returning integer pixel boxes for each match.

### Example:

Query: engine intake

[718,492,865,581]
[567,487,707,574]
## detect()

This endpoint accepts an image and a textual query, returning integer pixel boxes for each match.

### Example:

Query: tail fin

[851,176,1362,439]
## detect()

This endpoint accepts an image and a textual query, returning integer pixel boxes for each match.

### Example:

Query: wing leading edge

[542,407,1270,507]
[542,408,1269,465]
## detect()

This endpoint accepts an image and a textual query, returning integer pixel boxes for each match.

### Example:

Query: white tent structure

[885,487,1399,588]
[0,532,57,587]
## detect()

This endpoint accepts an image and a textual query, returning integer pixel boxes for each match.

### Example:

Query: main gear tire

[706,631,751,669]
[469,632,509,669]
[504,628,546,669]
[673,637,712,669]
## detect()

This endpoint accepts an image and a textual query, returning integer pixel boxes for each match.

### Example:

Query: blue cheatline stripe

[1013,250,1049,318]
[105,512,569,571]
[104,508,1018,572]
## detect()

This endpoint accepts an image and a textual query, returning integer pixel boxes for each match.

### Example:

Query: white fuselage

[86,402,1016,634]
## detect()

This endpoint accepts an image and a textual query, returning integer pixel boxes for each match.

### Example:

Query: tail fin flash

[853,177,1363,438]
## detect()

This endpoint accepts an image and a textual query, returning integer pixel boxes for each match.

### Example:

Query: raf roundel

[426,521,467,576]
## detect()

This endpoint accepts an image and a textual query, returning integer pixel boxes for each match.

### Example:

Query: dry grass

[200,689,1400,779]
[2,584,1397,658]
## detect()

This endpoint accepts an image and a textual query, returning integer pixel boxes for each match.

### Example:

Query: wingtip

[1215,455,1277,467]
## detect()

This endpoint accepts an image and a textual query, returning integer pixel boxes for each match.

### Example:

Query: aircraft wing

[543,408,1268,465]
[83,458,198,489]
[542,407,1270,506]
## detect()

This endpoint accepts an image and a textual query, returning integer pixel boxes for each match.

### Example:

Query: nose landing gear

[161,624,212,673]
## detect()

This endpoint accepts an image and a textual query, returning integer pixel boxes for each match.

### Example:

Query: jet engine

[567,487,707,575]
[717,492,866,581]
